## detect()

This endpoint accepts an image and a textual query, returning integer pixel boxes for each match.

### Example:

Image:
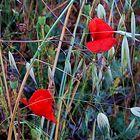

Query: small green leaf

[31,128,40,140]
[38,16,46,25]
[10,80,18,89]
[84,5,91,15]
[44,24,50,33]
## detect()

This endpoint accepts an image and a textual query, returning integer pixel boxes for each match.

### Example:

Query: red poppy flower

[86,17,117,53]
[21,89,57,124]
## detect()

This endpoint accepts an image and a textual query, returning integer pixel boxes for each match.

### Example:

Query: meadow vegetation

[0,0,140,139]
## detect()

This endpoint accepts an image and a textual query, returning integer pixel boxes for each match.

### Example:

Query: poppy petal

[89,17,114,40]
[29,89,52,103]
[45,111,57,124]
[86,38,118,53]
[21,98,28,106]
[29,98,45,117]
[29,90,53,116]
[101,38,118,52]
[86,41,101,53]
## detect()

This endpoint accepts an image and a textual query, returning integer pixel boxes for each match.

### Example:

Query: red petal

[89,17,114,40]
[25,89,56,123]
[86,41,101,53]
[29,89,52,103]
[101,38,118,52]
[45,111,57,124]
[86,38,118,53]
[29,96,46,117]
[21,98,28,105]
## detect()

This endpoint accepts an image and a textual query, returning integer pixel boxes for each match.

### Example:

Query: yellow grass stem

[54,98,63,140]
[54,90,68,140]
